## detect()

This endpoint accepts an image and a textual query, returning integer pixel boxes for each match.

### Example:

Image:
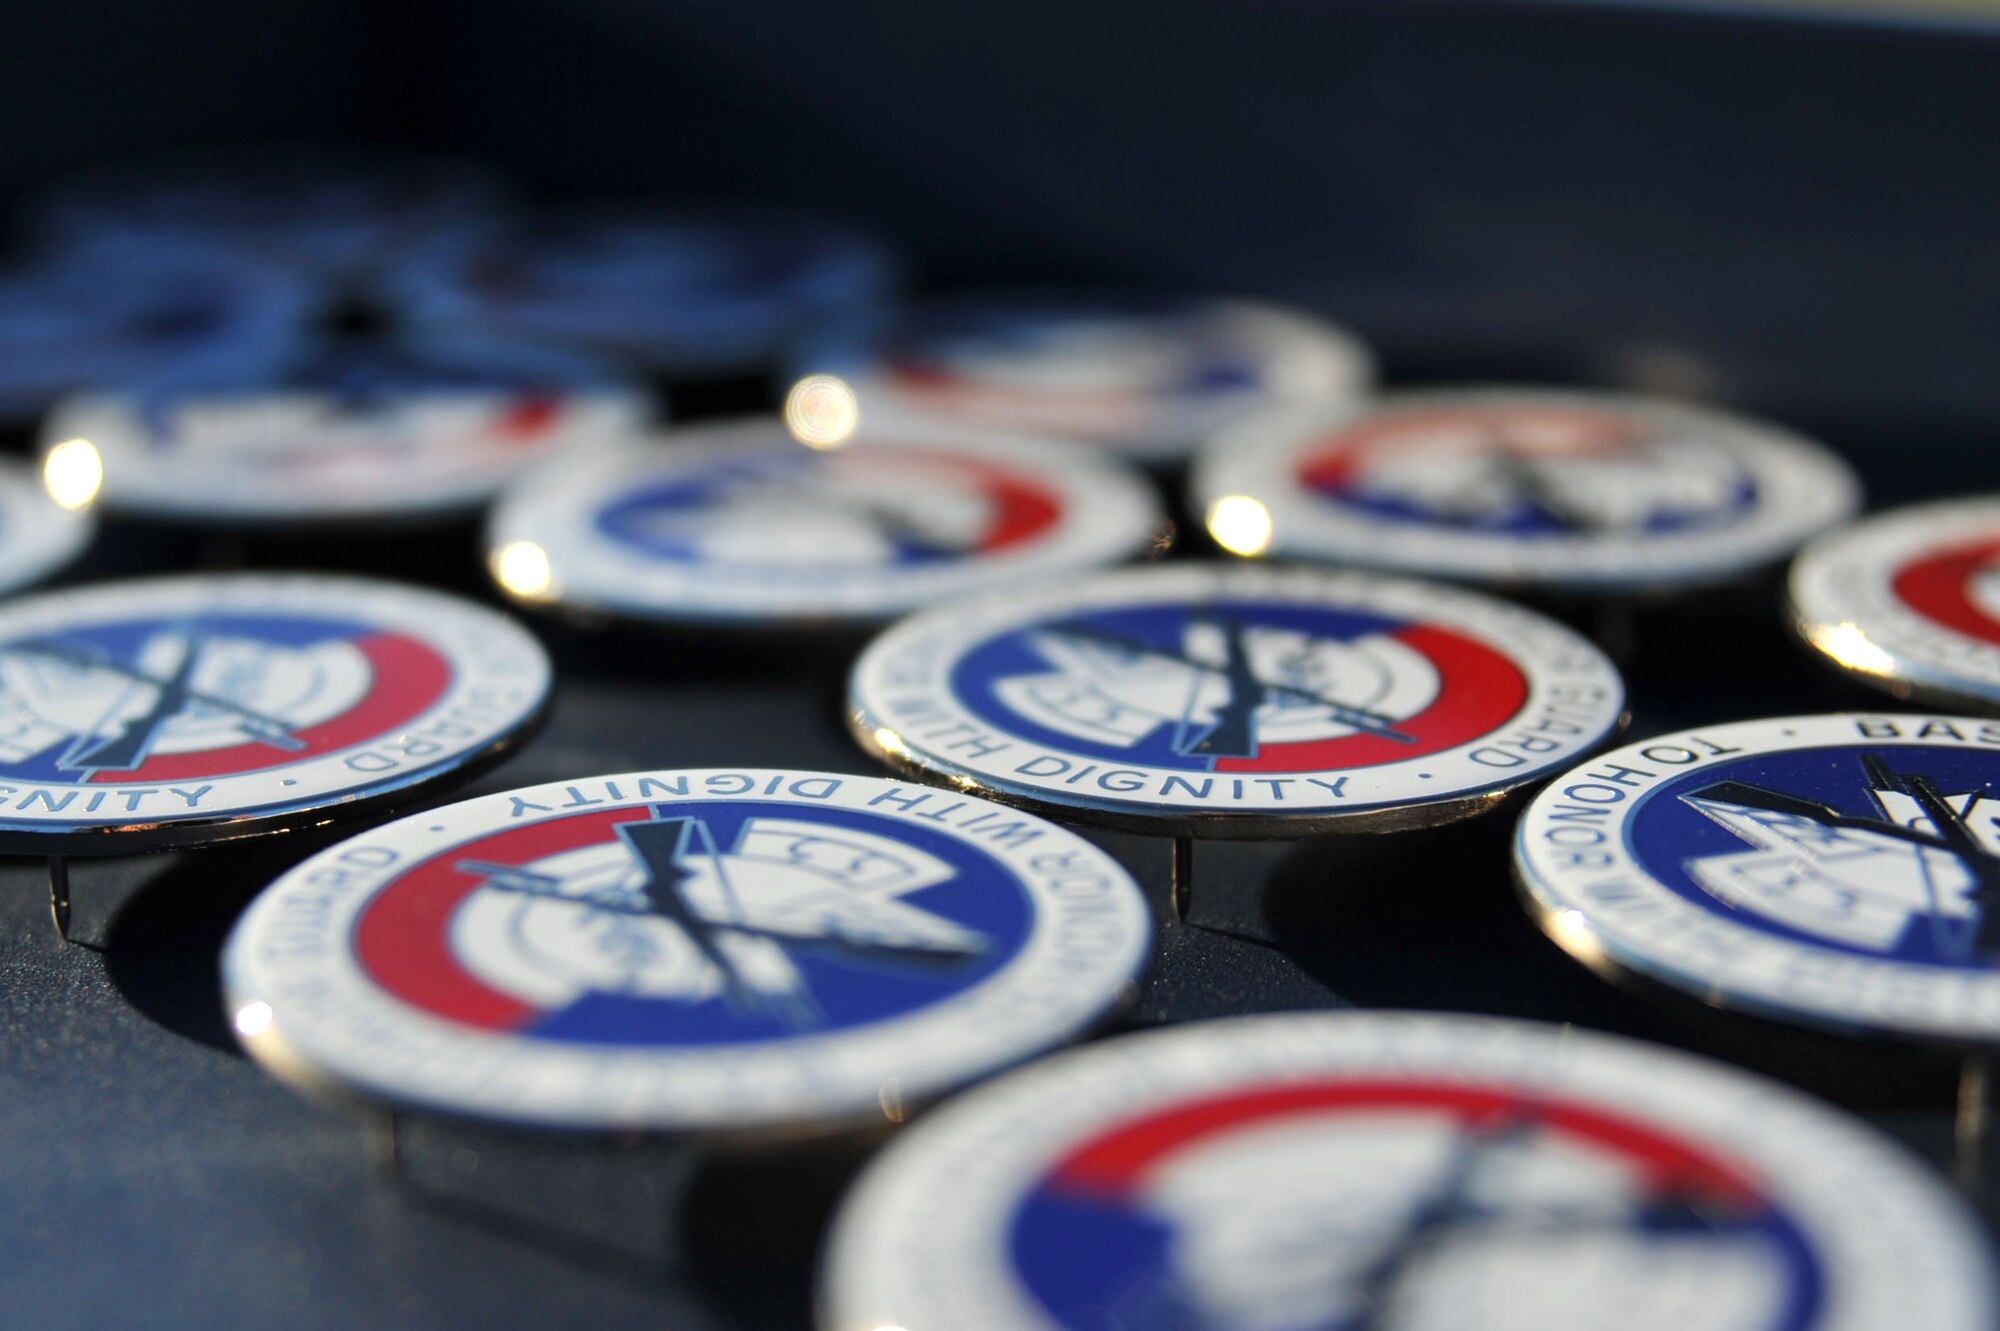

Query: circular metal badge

[1790,497,2000,712]
[801,294,1374,466]
[0,459,95,596]
[47,334,648,524]
[0,574,550,853]
[397,211,899,375]
[486,418,1166,627]
[849,563,1626,837]
[1192,388,1861,593]
[1516,712,2000,1045]
[821,1010,1996,1331]
[223,768,1152,1133]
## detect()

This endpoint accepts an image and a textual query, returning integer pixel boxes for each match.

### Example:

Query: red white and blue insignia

[850,564,1625,835]
[223,769,1150,1131]
[48,332,646,525]
[1193,388,1860,593]
[0,574,549,850]
[799,295,1374,465]
[487,419,1162,625]
[1791,497,2000,710]
[822,1013,1997,1331]
[1519,713,2000,1043]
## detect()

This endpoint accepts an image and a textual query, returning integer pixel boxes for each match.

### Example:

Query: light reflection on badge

[820,1013,1998,1331]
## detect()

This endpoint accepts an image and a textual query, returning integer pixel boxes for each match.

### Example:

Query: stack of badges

[0,238,313,424]
[799,294,1374,467]
[223,769,1152,1135]
[823,1012,1997,1330]
[1517,713,2000,1049]
[1192,388,1861,595]
[395,211,900,381]
[1790,497,2000,711]
[45,332,648,527]
[31,152,510,284]
[849,563,1625,913]
[485,418,1165,628]
[0,574,549,938]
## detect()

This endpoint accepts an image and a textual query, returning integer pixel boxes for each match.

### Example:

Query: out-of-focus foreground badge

[223,768,1151,1133]
[821,1011,1997,1331]
[0,573,549,853]
[486,418,1165,627]
[1193,387,1860,594]
[1517,712,2000,1044]
[1790,497,2000,712]
[850,563,1626,837]
[802,294,1374,466]
[47,333,648,526]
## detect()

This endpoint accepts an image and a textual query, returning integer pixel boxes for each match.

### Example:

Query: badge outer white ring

[1516,712,2000,1045]
[849,562,1627,837]
[1789,497,2000,711]
[1192,387,1861,593]
[0,574,550,852]
[223,768,1153,1134]
[819,1011,1996,1331]
[0,460,94,595]
[487,419,1165,625]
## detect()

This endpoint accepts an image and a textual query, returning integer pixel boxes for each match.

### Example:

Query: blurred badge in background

[799,293,1374,467]
[46,330,649,527]
[395,209,902,382]
[0,236,314,426]
[486,415,1164,627]
[1193,387,1860,595]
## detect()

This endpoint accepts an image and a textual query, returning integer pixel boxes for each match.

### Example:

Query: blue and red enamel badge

[821,1012,1996,1331]
[0,574,549,852]
[47,331,647,525]
[395,211,899,375]
[799,294,1374,465]
[1192,388,1860,593]
[849,564,1625,835]
[487,418,1163,626]
[1790,497,2000,711]
[222,769,1151,1131]
[1518,713,2000,1044]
